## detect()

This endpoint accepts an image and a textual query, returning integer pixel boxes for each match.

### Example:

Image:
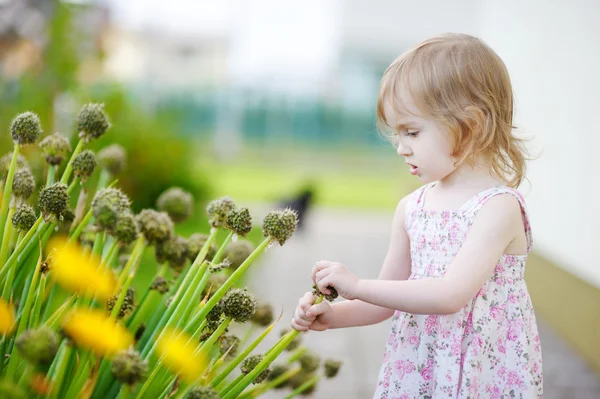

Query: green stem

[218,374,245,397]
[239,367,301,399]
[110,237,145,321]
[29,272,48,328]
[68,208,92,242]
[0,145,19,242]
[283,374,321,399]
[286,347,308,364]
[198,317,231,354]
[45,294,78,329]
[46,164,56,187]
[0,206,16,270]
[115,236,144,291]
[60,139,83,184]
[0,216,44,283]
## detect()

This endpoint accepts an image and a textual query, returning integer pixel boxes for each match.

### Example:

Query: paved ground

[243,205,600,398]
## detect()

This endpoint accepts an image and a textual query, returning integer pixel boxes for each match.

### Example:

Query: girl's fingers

[312,260,334,283]
[306,301,331,318]
[317,277,333,295]
[315,268,332,284]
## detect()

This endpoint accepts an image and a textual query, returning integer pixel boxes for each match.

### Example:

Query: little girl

[291,33,543,398]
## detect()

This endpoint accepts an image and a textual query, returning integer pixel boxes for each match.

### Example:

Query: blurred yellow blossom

[0,298,15,335]
[61,308,133,357]
[47,236,117,301]
[156,328,208,383]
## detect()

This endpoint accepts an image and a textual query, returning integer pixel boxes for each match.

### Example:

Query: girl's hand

[312,260,361,300]
[291,291,333,332]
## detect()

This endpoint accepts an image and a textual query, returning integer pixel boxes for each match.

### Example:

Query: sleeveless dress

[374,183,543,398]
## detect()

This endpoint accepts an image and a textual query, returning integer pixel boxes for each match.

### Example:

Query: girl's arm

[325,194,413,329]
[351,194,524,315]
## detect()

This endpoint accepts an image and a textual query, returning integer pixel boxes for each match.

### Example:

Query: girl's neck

[437,158,504,191]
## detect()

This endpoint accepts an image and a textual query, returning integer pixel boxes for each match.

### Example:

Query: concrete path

[242,205,600,398]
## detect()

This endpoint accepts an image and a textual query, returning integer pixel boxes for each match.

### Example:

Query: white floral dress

[374,183,543,398]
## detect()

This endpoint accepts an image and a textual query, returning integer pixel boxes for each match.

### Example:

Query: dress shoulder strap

[462,186,534,253]
[404,183,433,228]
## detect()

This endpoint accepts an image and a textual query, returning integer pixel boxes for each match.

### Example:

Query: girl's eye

[406,131,419,137]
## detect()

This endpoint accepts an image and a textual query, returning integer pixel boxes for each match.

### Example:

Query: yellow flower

[61,308,133,357]
[47,236,117,301]
[156,328,209,383]
[0,298,15,335]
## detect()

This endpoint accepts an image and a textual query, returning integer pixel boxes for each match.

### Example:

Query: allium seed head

[186,233,216,262]
[97,144,126,175]
[251,301,274,327]
[217,334,240,360]
[136,209,173,245]
[201,273,228,300]
[12,204,36,231]
[12,167,35,199]
[38,183,69,221]
[299,350,321,373]
[223,239,254,270]
[115,212,139,245]
[157,187,194,223]
[0,153,28,178]
[150,276,169,294]
[222,288,256,323]
[11,111,42,145]
[91,188,131,231]
[312,284,339,302]
[111,348,147,386]
[267,364,291,389]
[107,287,135,319]
[186,386,220,399]
[206,196,235,228]
[155,235,188,270]
[77,103,111,142]
[289,370,317,393]
[225,207,252,237]
[72,150,97,181]
[262,208,298,245]
[39,132,71,165]
[240,354,271,384]
[324,359,342,378]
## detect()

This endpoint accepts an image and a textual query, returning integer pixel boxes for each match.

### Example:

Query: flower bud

[267,363,291,389]
[312,284,339,302]
[201,273,228,300]
[223,239,254,270]
[186,233,216,262]
[262,208,298,245]
[115,212,139,245]
[222,288,256,323]
[80,225,98,248]
[217,334,239,360]
[155,235,188,270]
[136,209,173,245]
[72,150,97,181]
[11,111,42,145]
[240,354,271,384]
[38,182,69,221]
[324,358,342,378]
[15,326,59,368]
[39,132,71,166]
[107,287,135,319]
[299,350,321,373]
[226,207,252,237]
[12,167,35,200]
[91,188,131,231]
[12,204,37,231]
[186,386,220,399]
[251,301,274,327]
[0,153,28,178]
[280,328,302,351]
[157,187,194,223]
[97,144,126,175]
[77,103,111,142]
[206,196,235,228]
[289,370,317,393]
[111,348,147,386]
[150,276,169,295]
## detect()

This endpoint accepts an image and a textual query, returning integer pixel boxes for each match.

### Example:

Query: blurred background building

[0,0,598,397]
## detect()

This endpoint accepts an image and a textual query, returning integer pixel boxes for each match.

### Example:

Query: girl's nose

[396,138,412,156]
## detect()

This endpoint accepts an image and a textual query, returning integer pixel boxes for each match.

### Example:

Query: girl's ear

[463,106,485,135]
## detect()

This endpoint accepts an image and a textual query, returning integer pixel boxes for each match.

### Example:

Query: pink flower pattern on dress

[373,184,543,398]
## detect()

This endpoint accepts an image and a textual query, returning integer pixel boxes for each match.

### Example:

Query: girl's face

[385,90,457,184]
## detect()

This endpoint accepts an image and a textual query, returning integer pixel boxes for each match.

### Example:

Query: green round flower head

[12,167,35,199]
[225,207,252,237]
[240,354,271,384]
[324,358,342,378]
[39,132,71,166]
[223,239,254,270]
[0,153,28,178]
[0,380,26,399]
[267,364,291,389]
[107,287,135,319]
[201,273,228,300]
[205,301,225,332]
[136,209,174,245]
[77,103,111,142]
[262,208,298,245]
[111,348,148,386]
[115,212,139,245]
[72,150,97,181]
[12,204,36,231]
[289,370,317,393]
[186,386,220,399]
[150,276,169,294]
[97,144,126,175]
[186,233,216,262]
[312,284,339,302]
[11,111,42,145]
[218,334,240,360]
[38,182,69,221]
[280,328,302,351]
[222,288,256,323]
[155,235,188,270]
[15,326,59,368]
[91,188,131,231]
[61,208,75,224]
[299,350,321,373]
[206,196,235,228]
[251,301,274,326]
[156,187,194,223]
